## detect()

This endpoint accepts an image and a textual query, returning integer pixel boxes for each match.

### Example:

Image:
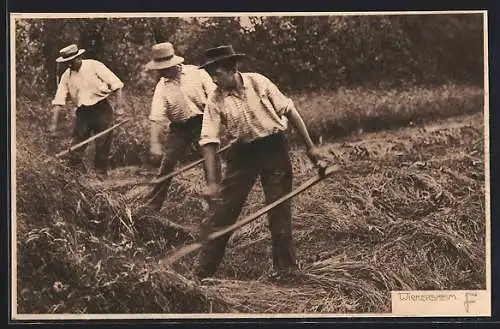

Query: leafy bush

[14,14,484,96]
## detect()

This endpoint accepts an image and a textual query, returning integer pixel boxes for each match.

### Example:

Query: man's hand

[47,123,58,152]
[202,183,223,209]
[113,96,125,121]
[49,105,62,138]
[199,183,222,241]
[199,218,212,242]
[203,182,222,199]
[48,123,58,138]
[150,142,162,157]
[111,88,125,117]
[307,146,329,175]
[114,108,125,119]
[307,146,322,163]
[190,141,200,154]
[149,142,163,167]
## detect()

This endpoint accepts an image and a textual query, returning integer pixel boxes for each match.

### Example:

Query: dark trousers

[144,115,204,211]
[68,98,114,174]
[195,133,297,278]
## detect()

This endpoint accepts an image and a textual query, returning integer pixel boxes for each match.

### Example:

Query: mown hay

[203,259,407,314]
[206,112,486,312]
[16,144,230,314]
[15,84,486,315]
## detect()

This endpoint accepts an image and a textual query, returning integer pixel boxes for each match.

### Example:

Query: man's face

[206,64,236,89]
[67,57,82,71]
[159,64,182,79]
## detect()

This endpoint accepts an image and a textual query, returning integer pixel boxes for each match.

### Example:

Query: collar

[69,59,85,73]
[162,64,184,83]
[220,72,246,98]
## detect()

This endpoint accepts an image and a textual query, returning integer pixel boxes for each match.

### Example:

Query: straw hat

[56,44,86,63]
[145,42,185,70]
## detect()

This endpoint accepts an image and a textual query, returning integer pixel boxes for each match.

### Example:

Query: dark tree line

[15,14,484,98]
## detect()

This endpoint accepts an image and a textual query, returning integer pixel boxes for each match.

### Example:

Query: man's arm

[112,88,125,116]
[96,62,125,114]
[149,80,168,156]
[285,107,325,168]
[263,75,325,168]
[149,120,163,155]
[286,107,315,150]
[49,70,69,134]
[201,143,221,185]
[199,68,217,97]
[49,105,63,133]
[263,76,318,149]
[95,61,124,92]
[199,101,223,196]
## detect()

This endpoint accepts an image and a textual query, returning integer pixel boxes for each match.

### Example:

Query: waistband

[236,132,287,149]
[169,114,203,128]
[226,133,289,163]
[77,97,110,110]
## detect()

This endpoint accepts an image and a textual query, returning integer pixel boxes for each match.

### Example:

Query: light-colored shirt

[52,59,124,107]
[199,72,293,146]
[148,64,216,123]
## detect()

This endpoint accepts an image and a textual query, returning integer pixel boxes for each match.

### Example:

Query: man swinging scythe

[188,45,330,281]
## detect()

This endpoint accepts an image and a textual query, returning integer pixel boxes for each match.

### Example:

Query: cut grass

[14,84,486,314]
[15,146,225,314]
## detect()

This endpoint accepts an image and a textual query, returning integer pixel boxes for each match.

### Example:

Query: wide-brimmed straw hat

[56,44,86,63]
[145,42,185,71]
[199,45,246,69]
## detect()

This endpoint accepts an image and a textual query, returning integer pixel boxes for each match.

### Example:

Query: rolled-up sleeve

[148,80,167,123]
[199,101,221,146]
[200,69,217,97]
[51,69,70,106]
[95,61,124,91]
[264,76,295,116]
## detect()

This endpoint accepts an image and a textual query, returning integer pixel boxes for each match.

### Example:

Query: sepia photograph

[10,11,490,319]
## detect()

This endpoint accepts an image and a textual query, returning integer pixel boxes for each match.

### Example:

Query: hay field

[14,87,487,315]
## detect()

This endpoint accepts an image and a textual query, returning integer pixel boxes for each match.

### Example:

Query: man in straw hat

[49,44,124,178]
[142,42,216,212]
[193,45,327,281]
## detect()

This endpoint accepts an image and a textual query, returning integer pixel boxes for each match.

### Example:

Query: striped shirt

[199,72,294,146]
[52,59,124,107]
[148,64,216,123]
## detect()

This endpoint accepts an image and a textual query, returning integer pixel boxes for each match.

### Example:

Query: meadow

[14,83,486,314]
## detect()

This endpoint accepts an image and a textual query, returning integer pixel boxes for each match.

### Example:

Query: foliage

[14,14,484,96]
